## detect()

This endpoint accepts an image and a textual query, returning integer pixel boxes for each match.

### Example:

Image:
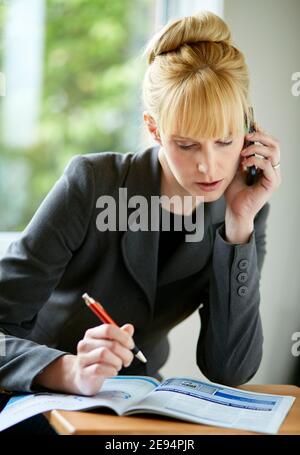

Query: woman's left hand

[224,125,282,222]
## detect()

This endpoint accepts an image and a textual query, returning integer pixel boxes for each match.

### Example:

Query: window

[0,0,156,231]
[0,0,223,233]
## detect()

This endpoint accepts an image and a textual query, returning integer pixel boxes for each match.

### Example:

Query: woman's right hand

[33,323,135,396]
[72,323,135,395]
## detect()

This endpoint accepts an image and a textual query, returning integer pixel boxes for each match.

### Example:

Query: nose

[197,148,216,177]
[198,163,207,173]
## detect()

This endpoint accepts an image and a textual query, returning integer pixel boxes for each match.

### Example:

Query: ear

[143,111,162,145]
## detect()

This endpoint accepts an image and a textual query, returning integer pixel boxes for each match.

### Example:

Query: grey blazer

[0,145,270,392]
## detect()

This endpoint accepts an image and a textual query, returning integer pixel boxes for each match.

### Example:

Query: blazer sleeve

[196,202,270,386]
[0,155,95,392]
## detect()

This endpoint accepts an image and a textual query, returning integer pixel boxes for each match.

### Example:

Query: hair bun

[144,11,233,64]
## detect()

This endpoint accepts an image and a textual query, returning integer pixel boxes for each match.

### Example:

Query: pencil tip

[135,351,147,363]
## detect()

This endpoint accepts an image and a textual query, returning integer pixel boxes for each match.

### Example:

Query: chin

[205,193,223,202]
[191,185,223,199]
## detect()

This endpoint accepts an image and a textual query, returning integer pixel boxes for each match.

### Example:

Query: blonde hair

[141,11,252,141]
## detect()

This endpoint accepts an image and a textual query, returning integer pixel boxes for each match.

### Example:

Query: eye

[177,144,196,150]
[217,140,233,146]
[177,140,233,150]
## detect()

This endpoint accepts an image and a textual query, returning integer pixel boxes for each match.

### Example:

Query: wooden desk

[45,384,300,435]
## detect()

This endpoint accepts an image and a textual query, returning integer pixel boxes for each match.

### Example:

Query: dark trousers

[1,414,57,435]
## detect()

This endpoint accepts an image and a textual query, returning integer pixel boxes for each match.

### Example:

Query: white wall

[160,0,300,384]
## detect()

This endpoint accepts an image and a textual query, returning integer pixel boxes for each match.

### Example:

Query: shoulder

[62,146,159,196]
[64,150,135,179]
[62,150,136,194]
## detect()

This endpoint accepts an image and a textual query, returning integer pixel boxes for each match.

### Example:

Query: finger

[83,363,118,378]
[255,124,267,133]
[241,145,280,168]
[79,346,123,371]
[242,143,269,157]
[77,338,104,353]
[85,324,134,349]
[78,339,134,367]
[242,153,281,176]
[121,323,135,338]
[245,130,279,149]
[242,155,280,191]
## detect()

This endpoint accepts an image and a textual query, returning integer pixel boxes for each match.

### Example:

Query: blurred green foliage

[0,0,152,230]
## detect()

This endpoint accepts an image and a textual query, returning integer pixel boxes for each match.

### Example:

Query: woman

[0,11,281,398]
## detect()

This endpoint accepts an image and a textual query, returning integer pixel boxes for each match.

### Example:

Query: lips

[197,180,222,185]
[195,179,223,192]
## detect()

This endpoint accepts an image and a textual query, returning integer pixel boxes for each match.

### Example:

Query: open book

[0,376,295,434]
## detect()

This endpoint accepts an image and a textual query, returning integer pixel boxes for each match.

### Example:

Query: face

[160,133,245,202]
[144,112,245,203]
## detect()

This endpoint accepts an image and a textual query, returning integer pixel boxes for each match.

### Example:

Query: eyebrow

[171,135,233,142]
[172,135,196,141]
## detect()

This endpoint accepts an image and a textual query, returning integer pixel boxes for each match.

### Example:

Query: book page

[95,375,159,414]
[0,375,159,432]
[125,377,295,434]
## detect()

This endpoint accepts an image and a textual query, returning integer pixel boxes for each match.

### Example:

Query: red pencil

[82,293,147,364]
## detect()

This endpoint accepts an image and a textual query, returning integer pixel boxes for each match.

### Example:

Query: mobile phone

[243,107,259,186]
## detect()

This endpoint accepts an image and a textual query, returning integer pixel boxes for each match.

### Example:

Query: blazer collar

[121,145,225,316]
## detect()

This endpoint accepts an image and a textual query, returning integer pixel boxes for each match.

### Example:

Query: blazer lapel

[121,145,161,315]
[121,145,227,312]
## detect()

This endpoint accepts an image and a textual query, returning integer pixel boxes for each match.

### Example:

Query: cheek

[168,149,188,173]
[172,153,186,170]
[224,147,243,170]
